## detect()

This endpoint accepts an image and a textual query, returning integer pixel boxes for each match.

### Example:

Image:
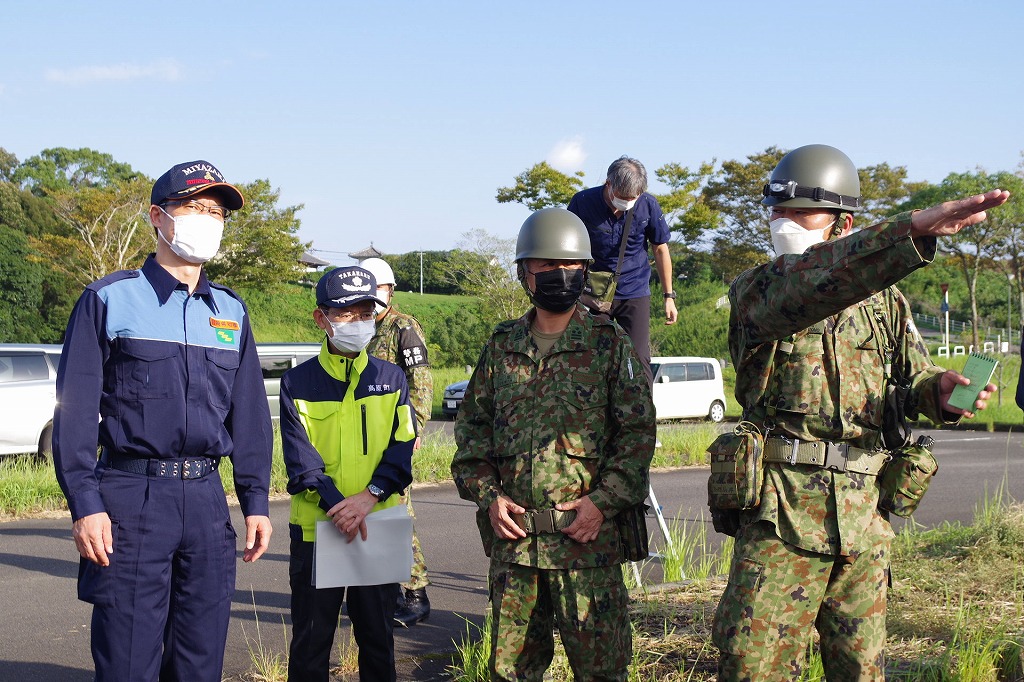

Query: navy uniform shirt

[53,254,273,521]
[567,186,671,300]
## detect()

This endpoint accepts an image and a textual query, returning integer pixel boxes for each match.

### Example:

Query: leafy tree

[703,146,787,258]
[0,194,46,341]
[986,173,1024,332]
[652,161,718,247]
[36,177,153,288]
[495,162,585,210]
[0,147,17,182]
[443,229,529,323]
[857,163,929,227]
[204,179,309,289]
[13,147,142,196]
[389,250,458,295]
[901,171,1018,348]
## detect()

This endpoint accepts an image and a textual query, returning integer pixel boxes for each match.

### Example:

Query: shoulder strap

[611,207,635,279]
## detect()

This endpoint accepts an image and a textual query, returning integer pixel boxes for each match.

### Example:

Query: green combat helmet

[515,207,593,262]
[762,144,861,212]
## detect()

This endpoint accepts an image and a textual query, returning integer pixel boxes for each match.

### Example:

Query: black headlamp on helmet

[762,179,860,210]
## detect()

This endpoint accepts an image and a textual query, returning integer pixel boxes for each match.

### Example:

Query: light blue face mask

[327,319,375,353]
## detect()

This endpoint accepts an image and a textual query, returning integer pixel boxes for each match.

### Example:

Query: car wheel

[707,401,725,423]
[37,423,54,462]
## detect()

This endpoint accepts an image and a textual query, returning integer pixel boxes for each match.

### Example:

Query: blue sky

[2,1,1021,263]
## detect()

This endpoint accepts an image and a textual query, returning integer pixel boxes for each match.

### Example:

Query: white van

[256,343,321,419]
[0,344,63,457]
[649,356,727,422]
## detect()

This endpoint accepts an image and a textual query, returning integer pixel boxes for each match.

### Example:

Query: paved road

[0,426,1021,681]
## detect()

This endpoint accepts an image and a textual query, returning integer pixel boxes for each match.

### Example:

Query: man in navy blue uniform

[567,156,677,381]
[53,160,273,682]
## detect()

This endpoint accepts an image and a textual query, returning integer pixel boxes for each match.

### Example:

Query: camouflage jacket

[367,307,433,432]
[452,305,656,569]
[730,212,955,556]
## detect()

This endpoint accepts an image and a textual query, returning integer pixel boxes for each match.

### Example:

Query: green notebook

[947,351,998,412]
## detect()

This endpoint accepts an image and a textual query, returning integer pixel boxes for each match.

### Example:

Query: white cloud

[45,59,183,85]
[546,136,586,172]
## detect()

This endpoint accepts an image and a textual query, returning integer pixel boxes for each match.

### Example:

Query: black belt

[102,452,220,480]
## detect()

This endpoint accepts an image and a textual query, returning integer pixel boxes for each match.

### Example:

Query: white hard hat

[360,257,395,286]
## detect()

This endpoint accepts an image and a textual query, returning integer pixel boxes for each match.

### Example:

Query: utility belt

[511,508,576,535]
[101,450,220,480]
[763,437,889,476]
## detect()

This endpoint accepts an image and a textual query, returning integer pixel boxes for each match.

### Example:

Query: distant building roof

[348,244,384,259]
[300,251,331,267]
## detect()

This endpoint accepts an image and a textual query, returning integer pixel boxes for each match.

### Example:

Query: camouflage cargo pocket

[707,421,764,510]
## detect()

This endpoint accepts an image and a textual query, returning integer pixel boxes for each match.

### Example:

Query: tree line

[2,145,1022,354]
[0,147,308,343]
[494,149,1024,350]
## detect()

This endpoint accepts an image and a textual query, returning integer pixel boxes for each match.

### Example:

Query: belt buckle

[824,442,848,471]
[182,459,209,480]
[532,509,556,534]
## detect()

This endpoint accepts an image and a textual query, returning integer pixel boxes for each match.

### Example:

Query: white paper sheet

[313,505,413,588]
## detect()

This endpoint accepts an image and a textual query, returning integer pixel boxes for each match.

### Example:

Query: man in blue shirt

[53,160,273,682]
[567,156,677,380]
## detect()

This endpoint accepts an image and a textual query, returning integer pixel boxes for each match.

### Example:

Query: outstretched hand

[911,189,1010,238]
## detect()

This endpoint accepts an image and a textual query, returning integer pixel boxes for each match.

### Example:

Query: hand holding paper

[314,505,414,588]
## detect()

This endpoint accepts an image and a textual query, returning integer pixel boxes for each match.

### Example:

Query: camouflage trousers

[488,559,630,682]
[399,490,429,590]
[713,520,889,681]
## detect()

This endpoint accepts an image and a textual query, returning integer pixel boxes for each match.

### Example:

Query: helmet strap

[826,211,849,240]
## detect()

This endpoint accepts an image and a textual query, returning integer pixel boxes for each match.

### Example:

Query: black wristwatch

[663,291,676,300]
[367,484,386,501]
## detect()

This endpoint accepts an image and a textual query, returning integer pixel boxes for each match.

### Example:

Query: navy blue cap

[316,267,388,309]
[151,160,244,210]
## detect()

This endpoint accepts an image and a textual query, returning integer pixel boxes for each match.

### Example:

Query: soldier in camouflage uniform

[452,208,656,682]
[711,144,1008,681]
[362,257,435,628]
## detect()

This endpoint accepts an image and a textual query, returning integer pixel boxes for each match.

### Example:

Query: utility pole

[419,251,424,295]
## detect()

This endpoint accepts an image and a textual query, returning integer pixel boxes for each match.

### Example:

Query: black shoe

[393,588,430,628]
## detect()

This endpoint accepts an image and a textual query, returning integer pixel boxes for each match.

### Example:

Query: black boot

[393,587,430,627]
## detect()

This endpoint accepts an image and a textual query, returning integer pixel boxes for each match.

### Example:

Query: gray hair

[606,156,647,197]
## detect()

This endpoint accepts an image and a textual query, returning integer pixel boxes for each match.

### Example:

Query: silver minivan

[0,344,63,457]
[256,343,321,419]
[649,356,727,422]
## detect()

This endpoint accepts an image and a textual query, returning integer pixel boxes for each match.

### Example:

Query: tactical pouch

[615,503,650,562]
[707,421,765,510]
[580,270,617,314]
[878,435,937,517]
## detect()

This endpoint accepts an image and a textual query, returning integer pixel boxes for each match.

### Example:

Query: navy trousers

[78,466,237,682]
[288,529,399,682]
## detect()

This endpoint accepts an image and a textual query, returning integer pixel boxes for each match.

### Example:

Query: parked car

[649,356,727,422]
[0,344,63,458]
[256,343,321,418]
[442,379,469,419]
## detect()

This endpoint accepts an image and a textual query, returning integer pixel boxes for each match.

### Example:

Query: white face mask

[769,217,836,256]
[373,287,392,316]
[326,319,375,353]
[611,195,637,212]
[157,207,224,264]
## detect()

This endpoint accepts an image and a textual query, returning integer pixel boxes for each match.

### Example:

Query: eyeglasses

[319,308,375,323]
[161,199,231,220]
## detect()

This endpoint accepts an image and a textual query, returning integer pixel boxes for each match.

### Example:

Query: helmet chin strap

[827,212,852,241]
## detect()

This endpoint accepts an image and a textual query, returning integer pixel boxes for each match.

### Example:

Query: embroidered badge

[216,329,236,344]
[210,317,241,331]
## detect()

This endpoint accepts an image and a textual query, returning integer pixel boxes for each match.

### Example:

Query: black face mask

[529,267,585,313]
